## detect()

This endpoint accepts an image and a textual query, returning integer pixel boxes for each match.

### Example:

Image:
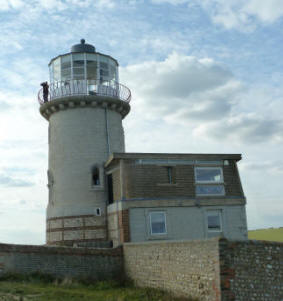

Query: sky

[0,0,283,245]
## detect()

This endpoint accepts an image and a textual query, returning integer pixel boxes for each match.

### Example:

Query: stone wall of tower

[46,103,126,245]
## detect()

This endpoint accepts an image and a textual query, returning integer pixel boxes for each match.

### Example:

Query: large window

[206,210,222,232]
[195,167,225,196]
[150,212,167,235]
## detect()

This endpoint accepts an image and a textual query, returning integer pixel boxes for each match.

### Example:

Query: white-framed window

[149,212,167,235]
[195,167,223,183]
[195,167,225,196]
[206,210,222,232]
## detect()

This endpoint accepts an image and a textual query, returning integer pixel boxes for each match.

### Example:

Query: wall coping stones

[0,243,122,257]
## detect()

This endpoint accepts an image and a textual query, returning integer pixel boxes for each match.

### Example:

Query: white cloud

[0,0,24,10]
[200,0,283,29]
[121,53,283,146]
[152,0,283,30]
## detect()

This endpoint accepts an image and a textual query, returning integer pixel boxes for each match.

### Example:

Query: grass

[0,273,194,301]
[248,227,283,242]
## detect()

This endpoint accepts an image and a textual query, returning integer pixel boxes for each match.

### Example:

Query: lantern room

[49,39,119,84]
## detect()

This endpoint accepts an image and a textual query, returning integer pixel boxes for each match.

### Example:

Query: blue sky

[0,0,283,244]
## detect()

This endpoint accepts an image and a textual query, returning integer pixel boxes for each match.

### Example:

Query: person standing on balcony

[41,82,49,103]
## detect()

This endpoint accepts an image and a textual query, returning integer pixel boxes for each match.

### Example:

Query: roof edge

[105,152,242,167]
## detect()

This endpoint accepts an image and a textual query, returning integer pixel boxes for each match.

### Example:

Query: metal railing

[38,79,131,105]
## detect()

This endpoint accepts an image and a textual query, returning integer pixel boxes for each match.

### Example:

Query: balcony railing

[38,79,131,105]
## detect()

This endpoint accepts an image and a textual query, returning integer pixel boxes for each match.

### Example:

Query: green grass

[0,274,194,301]
[248,227,283,242]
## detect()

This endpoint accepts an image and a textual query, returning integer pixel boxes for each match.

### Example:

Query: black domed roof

[71,39,96,53]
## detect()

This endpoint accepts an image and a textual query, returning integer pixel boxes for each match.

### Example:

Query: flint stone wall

[123,238,283,301]
[0,243,122,280]
[123,238,221,301]
[220,239,283,301]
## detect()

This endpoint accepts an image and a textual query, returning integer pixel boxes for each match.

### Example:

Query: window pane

[87,60,97,79]
[196,185,225,195]
[109,65,116,81]
[53,58,60,81]
[196,168,222,182]
[61,69,71,80]
[207,211,221,231]
[100,62,108,69]
[150,212,166,234]
[87,68,97,79]
[61,55,71,69]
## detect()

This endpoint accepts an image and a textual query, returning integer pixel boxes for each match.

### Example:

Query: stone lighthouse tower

[38,39,131,247]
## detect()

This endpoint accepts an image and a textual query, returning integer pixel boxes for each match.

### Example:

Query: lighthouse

[38,39,131,247]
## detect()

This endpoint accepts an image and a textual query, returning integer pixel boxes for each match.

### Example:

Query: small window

[95,208,101,216]
[167,167,173,184]
[150,212,167,235]
[207,210,222,232]
[92,167,100,186]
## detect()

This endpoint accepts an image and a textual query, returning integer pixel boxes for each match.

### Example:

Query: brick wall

[122,160,243,200]
[123,239,221,301]
[112,168,121,201]
[0,243,122,280]
[219,239,283,301]
[108,210,130,247]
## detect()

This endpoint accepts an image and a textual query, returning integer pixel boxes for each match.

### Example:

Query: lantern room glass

[49,53,118,85]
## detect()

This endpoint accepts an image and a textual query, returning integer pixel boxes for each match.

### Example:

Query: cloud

[152,0,283,30]
[121,53,238,118]
[0,174,34,187]
[240,160,283,175]
[193,114,283,144]
[122,53,283,145]
[0,0,24,11]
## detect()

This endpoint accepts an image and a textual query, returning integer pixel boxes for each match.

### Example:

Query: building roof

[105,152,242,167]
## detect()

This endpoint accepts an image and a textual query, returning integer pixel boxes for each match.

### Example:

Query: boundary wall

[0,243,122,280]
[123,239,221,301]
[123,238,283,301]
[0,239,282,300]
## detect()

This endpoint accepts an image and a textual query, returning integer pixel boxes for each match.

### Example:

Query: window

[150,212,167,235]
[95,208,101,216]
[206,210,222,232]
[195,167,223,183]
[166,166,176,184]
[92,167,100,186]
[107,174,114,204]
[195,167,225,196]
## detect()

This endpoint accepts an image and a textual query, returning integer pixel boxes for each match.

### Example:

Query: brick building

[106,153,247,247]
[38,40,248,247]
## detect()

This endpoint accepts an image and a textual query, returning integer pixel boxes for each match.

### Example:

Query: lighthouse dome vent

[71,39,95,53]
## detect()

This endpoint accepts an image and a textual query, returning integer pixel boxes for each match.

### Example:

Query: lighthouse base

[46,214,110,247]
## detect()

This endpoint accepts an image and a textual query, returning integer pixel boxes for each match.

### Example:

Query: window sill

[148,234,168,240]
[194,182,225,185]
[90,186,104,191]
[196,194,226,197]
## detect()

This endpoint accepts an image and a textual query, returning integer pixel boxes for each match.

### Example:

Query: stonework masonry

[123,239,222,301]
[0,238,282,300]
[219,239,283,301]
[123,238,283,301]
[0,243,122,280]
[46,214,107,246]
